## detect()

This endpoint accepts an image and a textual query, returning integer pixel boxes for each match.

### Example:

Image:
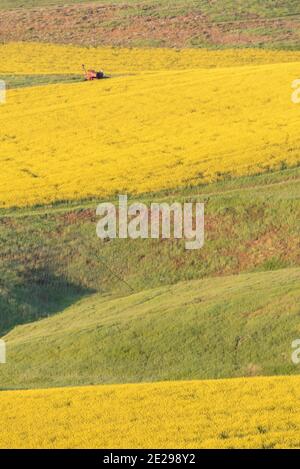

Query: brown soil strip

[0,2,299,48]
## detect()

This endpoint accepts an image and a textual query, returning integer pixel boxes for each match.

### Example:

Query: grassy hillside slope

[1,267,299,389]
[0,74,82,89]
[1,1,300,48]
[0,167,299,336]
[1,376,300,448]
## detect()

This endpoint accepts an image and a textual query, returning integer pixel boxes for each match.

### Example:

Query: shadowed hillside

[0,167,299,335]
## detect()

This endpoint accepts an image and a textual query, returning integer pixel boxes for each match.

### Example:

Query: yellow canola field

[1,42,300,74]
[0,376,300,448]
[1,60,300,207]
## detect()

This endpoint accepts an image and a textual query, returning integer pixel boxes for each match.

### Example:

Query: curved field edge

[0,375,300,448]
[1,267,300,389]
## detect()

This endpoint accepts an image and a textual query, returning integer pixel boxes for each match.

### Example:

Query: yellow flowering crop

[1,42,300,75]
[0,376,299,448]
[1,56,300,207]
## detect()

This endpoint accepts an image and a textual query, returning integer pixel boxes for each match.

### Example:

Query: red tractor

[82,64,106,81]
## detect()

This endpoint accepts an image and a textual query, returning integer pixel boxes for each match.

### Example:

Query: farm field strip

[1,59,300,207]
[0,376,300,448]
[2,43,300,75]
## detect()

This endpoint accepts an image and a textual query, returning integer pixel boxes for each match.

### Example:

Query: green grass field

[0,165,299,389]
[0,74,82,89]
[1,267,299,389]
[0,167,299,335]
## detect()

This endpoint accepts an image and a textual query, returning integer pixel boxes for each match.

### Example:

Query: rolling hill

[0,166,299,336]
[0,266,299,389]
[0,42,299,393]
[0,8,300,448]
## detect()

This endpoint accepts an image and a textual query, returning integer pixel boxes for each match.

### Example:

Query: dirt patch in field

[58,209,96,226]
[236,230,300,271]
[0,2,299,48]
